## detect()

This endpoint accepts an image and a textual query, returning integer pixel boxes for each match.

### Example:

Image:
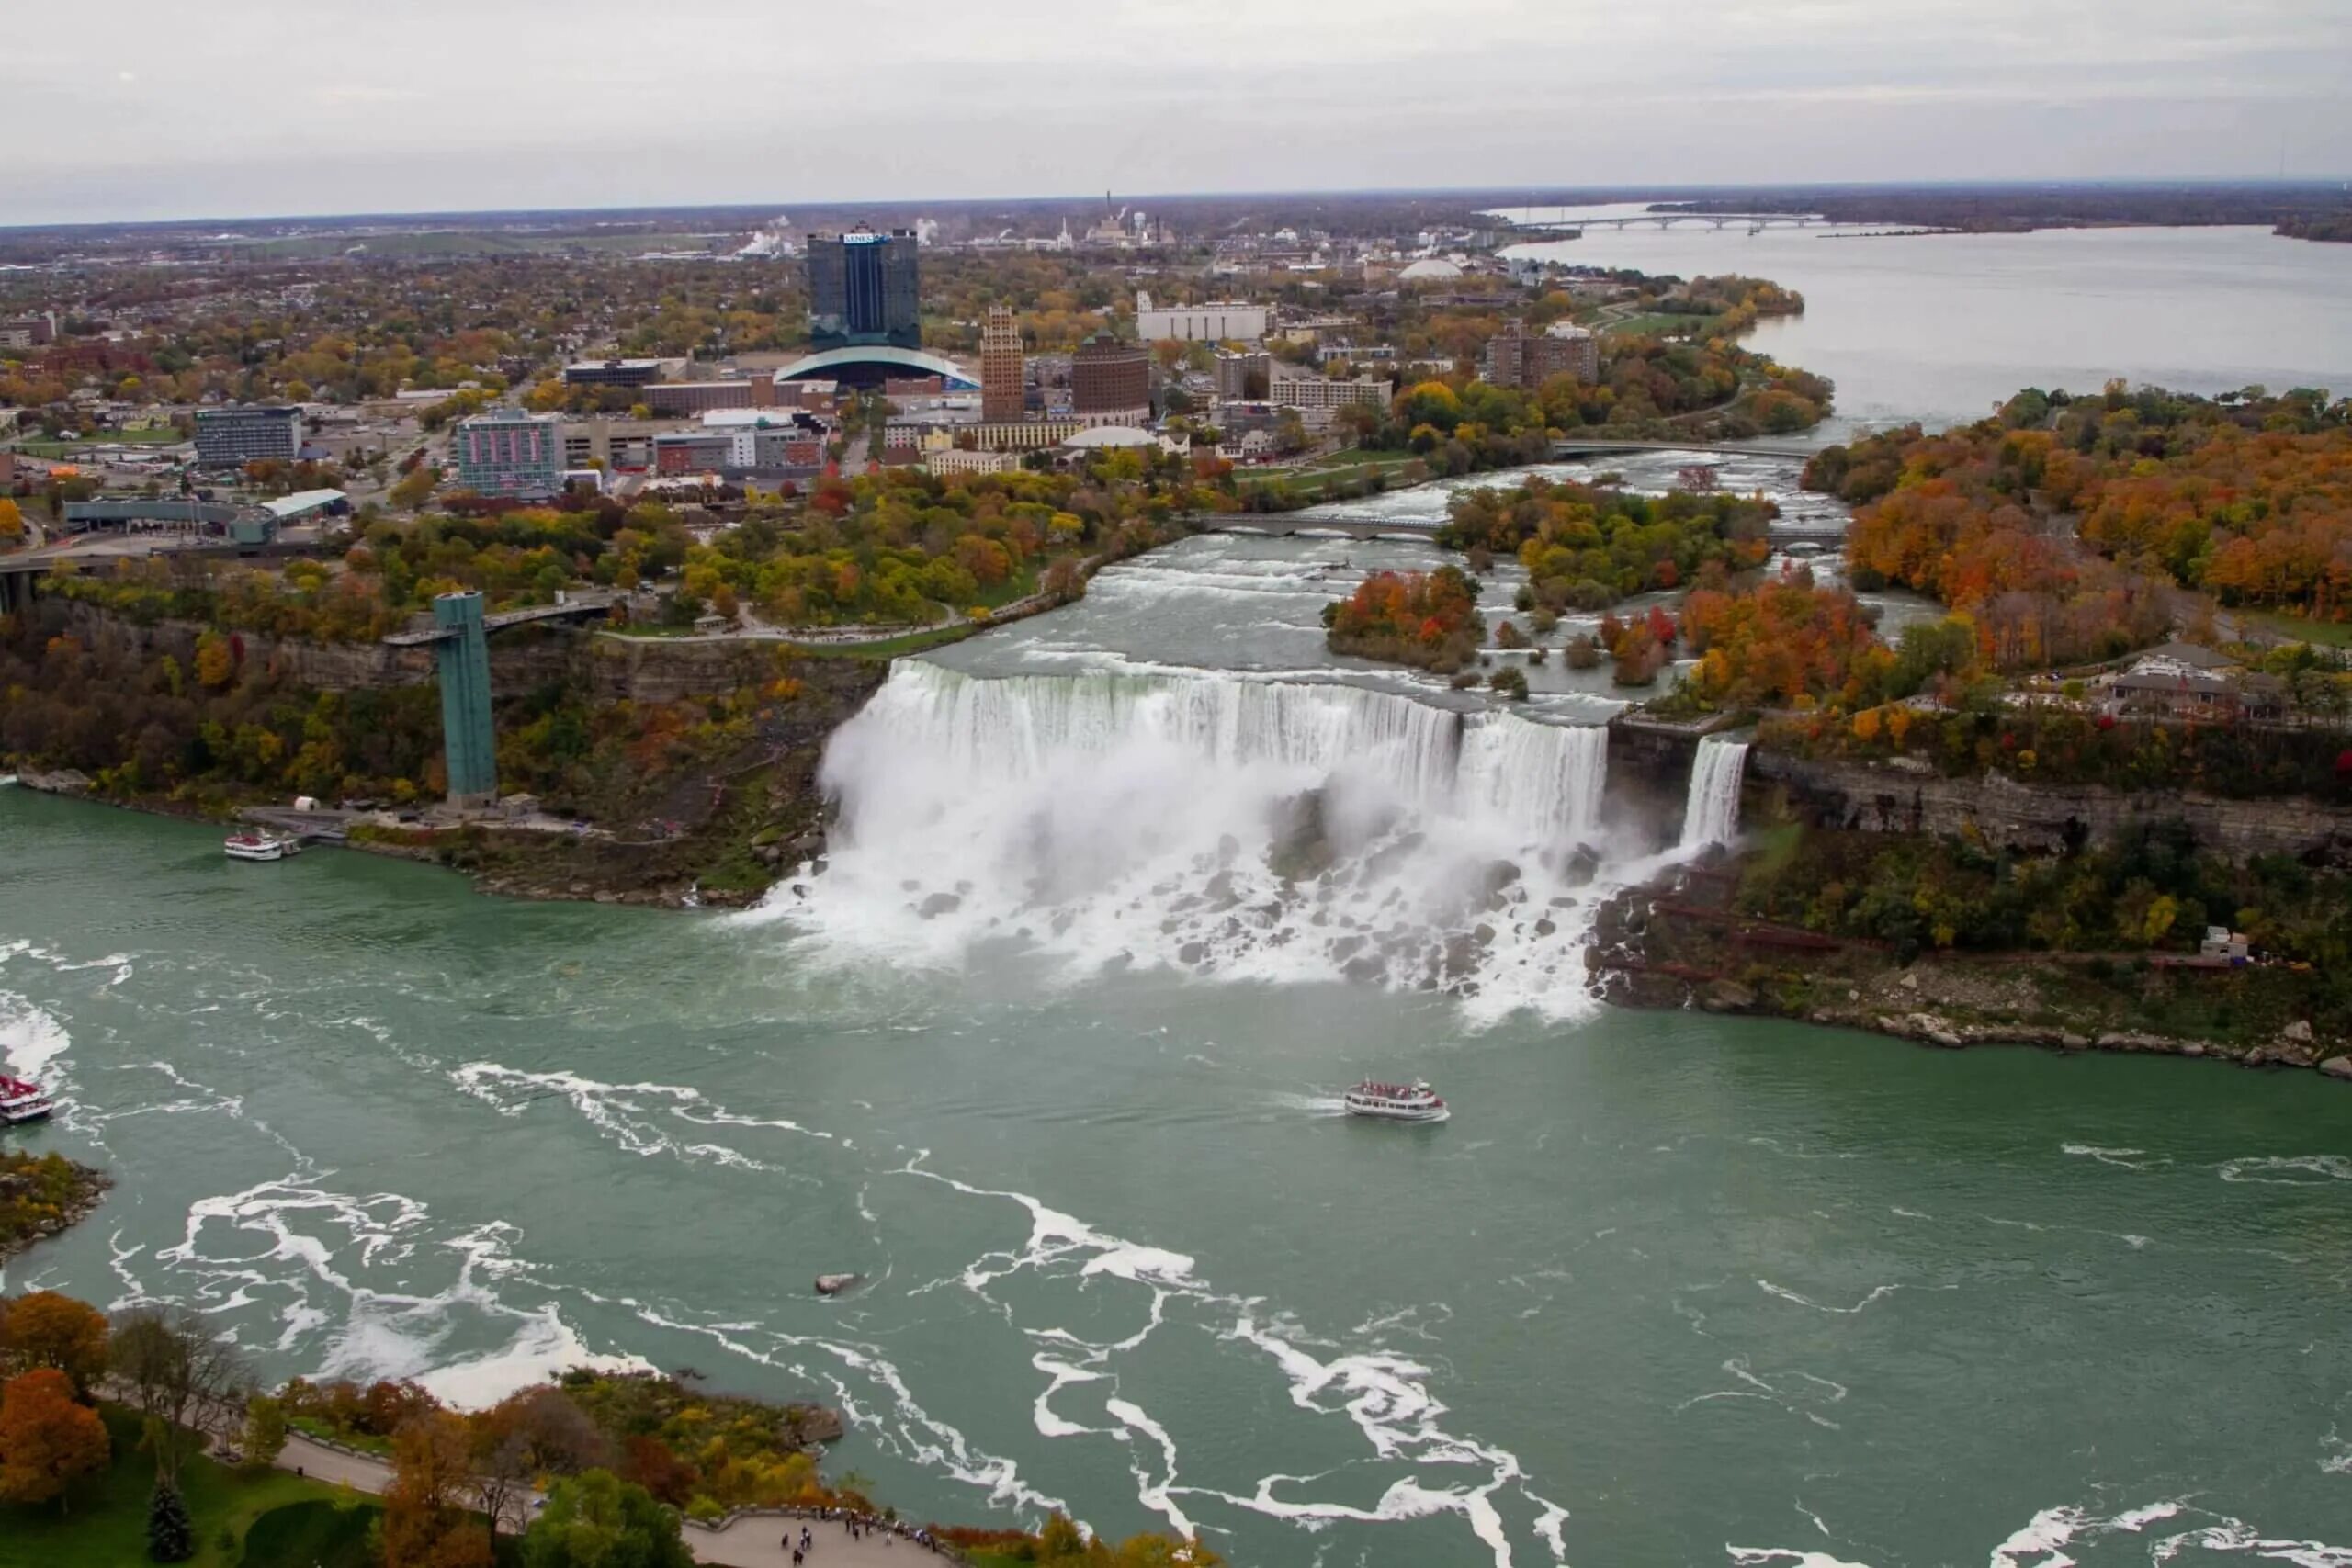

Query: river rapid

[5,250,2352,1566]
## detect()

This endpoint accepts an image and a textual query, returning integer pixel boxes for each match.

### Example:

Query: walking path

[270,1428,915,1567]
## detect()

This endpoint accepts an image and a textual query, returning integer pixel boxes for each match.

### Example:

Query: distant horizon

[7,177,2352,235]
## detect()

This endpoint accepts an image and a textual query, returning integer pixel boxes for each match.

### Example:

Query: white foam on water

[2218,1156,2352,1185]
[451,1062,836,1163]
[748,660,1624,1025]
[1104,1396,1194,1538]
[618,1296,1069,1519]
[0,991,70,1080]
[901,1153,1566,1565]
[1728,1550,1877,1567]
[1985,1499,2352,1568]
[1755,1280,1947,1314]
[2062,1144,2169,1171]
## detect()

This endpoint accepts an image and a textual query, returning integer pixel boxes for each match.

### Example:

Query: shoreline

[0,1147,111,1266]
[1587,872,2352,1081]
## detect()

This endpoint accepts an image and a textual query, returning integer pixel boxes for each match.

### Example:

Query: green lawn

[1600,311,1712,339]
[784,623,978,660]
[288,1414,391,1456]
[0,1406,376,1568]
[2252,611,2352,649]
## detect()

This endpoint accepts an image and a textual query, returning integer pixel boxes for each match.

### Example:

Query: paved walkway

[270,1429,917,1568]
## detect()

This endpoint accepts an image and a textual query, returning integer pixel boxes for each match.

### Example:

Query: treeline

[51,454,1206,642]
[1438,474,1774,609]
[1762,675,2352,801]
[1735,826,2352,1015]
[1809,384,2351,666]
[1325,565,1481,671]
[0,603,778,815]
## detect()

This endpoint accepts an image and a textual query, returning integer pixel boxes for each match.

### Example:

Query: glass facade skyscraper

[807,228,921,351]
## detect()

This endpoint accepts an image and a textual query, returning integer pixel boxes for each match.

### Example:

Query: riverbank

[0,1146,109,1263]
[1587,860,2352,1079]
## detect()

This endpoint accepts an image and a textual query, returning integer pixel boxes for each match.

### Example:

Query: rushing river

[5,515,2349,1566]
[5,235,2351,1563]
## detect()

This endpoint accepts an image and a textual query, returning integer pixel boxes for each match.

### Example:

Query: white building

[1269,366,1391,427]
[1135,291,1268,344]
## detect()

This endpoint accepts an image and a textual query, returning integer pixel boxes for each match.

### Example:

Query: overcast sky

[6,0,2348,224]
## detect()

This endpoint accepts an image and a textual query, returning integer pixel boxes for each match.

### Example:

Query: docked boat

[223,832,300,863]
[1342,1080,1448,1123]
[0,1075,53,1125]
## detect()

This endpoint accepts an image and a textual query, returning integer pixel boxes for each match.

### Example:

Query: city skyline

[6,0,2347,225]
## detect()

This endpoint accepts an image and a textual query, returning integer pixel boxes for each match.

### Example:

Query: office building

[1071,333,1150,422]
[1134,292,1268,344]
[452,409,564,499]
[194,405,302,468]
[1481,320,1598,389]
[642,378,775,416]
[1269,367,1391,428]
[1213,349,1272,401]
[927,447,1021,477]
[561,358,665,388]
[980,307,1025,422]
[807,227,922,351]
[0,311,59,351]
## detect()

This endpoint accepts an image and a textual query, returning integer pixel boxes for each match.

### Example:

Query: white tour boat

[0,1075,54,1125]
[1342,1079,1449,1123]
[223,832,300,863]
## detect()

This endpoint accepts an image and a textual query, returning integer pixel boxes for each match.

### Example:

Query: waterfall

[752,661,1619,1021]
[1679,737,1750,851]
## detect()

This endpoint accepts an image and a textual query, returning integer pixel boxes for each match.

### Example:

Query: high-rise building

[807,227,922,351]
[1213,349,1272,402]
[980,306,1025,422]
[194,405,302,468]
[1070,333,1150,423]
[452,409,564,500]
[1482,319,1598,390]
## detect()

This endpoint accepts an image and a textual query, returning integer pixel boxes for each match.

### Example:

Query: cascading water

[752,661,1619,1021]
[1678,736,1750,850]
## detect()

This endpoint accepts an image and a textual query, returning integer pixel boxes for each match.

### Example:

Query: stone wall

[1748,749,2352,865]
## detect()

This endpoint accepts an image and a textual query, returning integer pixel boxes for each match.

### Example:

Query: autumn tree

[1,1290,110,1393]
[0,498,24,544]
[469,1385,610,1533]
[383,1410,494,1568]
[0,1368,110,1512]
[390,468,439,510]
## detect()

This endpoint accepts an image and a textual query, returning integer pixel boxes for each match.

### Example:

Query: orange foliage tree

[0,1369,110,1512]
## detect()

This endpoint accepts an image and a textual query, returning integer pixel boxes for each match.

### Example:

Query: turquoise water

[4,787,2348,1566]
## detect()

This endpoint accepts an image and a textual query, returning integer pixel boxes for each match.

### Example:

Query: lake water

[4,220,2350,1568]
[1503,209,2352,435]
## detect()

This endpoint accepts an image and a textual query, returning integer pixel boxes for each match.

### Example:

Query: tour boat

[1342,1080,1449,1123]
[223,832,299,863]
[0,1075,53,1125]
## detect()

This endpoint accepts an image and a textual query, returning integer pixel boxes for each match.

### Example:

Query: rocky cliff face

[1747,750,2352,865]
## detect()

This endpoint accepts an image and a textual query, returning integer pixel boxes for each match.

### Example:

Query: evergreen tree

[147,1480,195,1562]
